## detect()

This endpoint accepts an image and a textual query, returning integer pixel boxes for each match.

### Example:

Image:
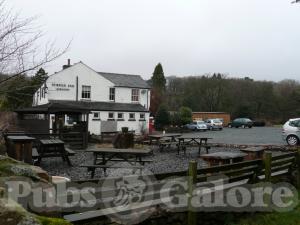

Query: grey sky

[8,0,300,81]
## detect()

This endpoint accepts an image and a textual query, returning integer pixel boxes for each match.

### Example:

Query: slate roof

[15,102,90,114]
[50,100,149,112]
[15,100,149,114]
[98,72,150,89]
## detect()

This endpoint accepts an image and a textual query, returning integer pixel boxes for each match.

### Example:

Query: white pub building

[32,60,151,135]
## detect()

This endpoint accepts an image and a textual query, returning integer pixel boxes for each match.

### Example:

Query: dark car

[228,118,253,128]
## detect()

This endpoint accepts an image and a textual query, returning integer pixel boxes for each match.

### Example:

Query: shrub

[155,104,170,130]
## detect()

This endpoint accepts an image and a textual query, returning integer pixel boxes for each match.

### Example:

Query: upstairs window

[131,89,139,102]
[82,85,91,99]
[109,88,115,101]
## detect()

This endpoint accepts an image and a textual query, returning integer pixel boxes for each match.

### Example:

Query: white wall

[33,62,151,135]
[115,87,150,109]
[35,62,115,105]
[88,111,150,135]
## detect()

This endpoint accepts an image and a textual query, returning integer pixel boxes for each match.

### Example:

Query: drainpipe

[76,76,78,101]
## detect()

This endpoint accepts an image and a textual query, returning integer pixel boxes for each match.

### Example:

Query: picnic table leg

[91,168,96,178]
[23,142,33,164]
[36,145,44,165]
[64,152,72,166]
[60,145,72,166]
[14,143,22,161]
[90,153,98,178]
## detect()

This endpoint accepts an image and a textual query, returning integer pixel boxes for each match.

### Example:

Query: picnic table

[200,152,247,167]
[148,133,182,150]
[83,148,153,178]
[6,136,35,164]
[240,146,266,160]
[148,133,182,144]
[177,136,213,155]
[36,139,74,166]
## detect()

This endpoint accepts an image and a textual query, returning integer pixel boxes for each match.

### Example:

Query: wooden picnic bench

[240,146,266,160]
[177,136,213,155]
[5,135,35,164]
[148,133,182,145]
[200,152,247,166]
[62,151,300,224]
[81,148,153,178]
[36,139,74,166]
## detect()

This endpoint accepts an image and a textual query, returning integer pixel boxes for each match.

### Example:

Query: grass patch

[37,216,72,225]
[231,191,300,225]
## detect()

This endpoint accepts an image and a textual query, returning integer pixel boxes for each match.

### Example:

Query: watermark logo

[2,175,299,225]
[99,169,156,224]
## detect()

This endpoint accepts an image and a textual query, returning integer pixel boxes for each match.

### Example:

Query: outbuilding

[192,112,231,126]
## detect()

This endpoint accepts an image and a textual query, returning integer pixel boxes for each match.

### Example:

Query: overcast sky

[7,0,300,81]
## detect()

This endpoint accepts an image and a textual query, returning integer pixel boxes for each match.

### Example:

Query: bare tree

[0,0,70,85]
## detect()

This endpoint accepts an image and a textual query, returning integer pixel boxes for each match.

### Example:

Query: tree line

[150,64,300,127]
[0,68,47,110]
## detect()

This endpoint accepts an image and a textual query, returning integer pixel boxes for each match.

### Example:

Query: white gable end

[35,62,115,104]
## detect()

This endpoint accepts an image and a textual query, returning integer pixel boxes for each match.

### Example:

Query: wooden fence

[60,150,300,225]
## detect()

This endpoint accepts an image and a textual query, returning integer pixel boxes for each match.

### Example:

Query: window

[117,113,124,120]
[129,113,135,120]
[93,112,100,119]
[82,85,91,99]
[131,89,139,102]
[140,113,145,120]
[108,112,114,120]
[290,120,300,127]
[109,88,115,101]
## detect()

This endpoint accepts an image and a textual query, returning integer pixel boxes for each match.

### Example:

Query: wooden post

[296,148,300,189]
[188,160,197,225]
[263,152,272,182]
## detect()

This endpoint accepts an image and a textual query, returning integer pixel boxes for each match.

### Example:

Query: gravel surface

[40,127,285,181]
[40,145,280,181]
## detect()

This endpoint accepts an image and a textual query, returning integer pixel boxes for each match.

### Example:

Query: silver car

[205,119,223,130]
[184,121,208,131]
[282,118,300,146]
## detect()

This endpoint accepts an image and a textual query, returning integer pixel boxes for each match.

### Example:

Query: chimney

[62,59,71,70]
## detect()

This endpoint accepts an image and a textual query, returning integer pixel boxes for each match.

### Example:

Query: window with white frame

[140,113,145,120]
[109,88,115,101]
[81,85,91,99]
[131,89,139,102]
[117,113,124,120]
[129,113,135,120]
[108,112,114,120]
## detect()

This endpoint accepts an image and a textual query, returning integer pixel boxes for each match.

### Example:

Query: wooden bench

[158,140,179,151]
[142,140,151,145]
[178,143,211,155]
[64,147,76,156]
[80,164,144,178]
[62,151,300,224]
[94,158,153,164]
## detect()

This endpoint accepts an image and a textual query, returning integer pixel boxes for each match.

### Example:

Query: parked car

[282,118,300,146]
[228,118,253,128]
[184,121,208,131]
[205,119,223,130]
